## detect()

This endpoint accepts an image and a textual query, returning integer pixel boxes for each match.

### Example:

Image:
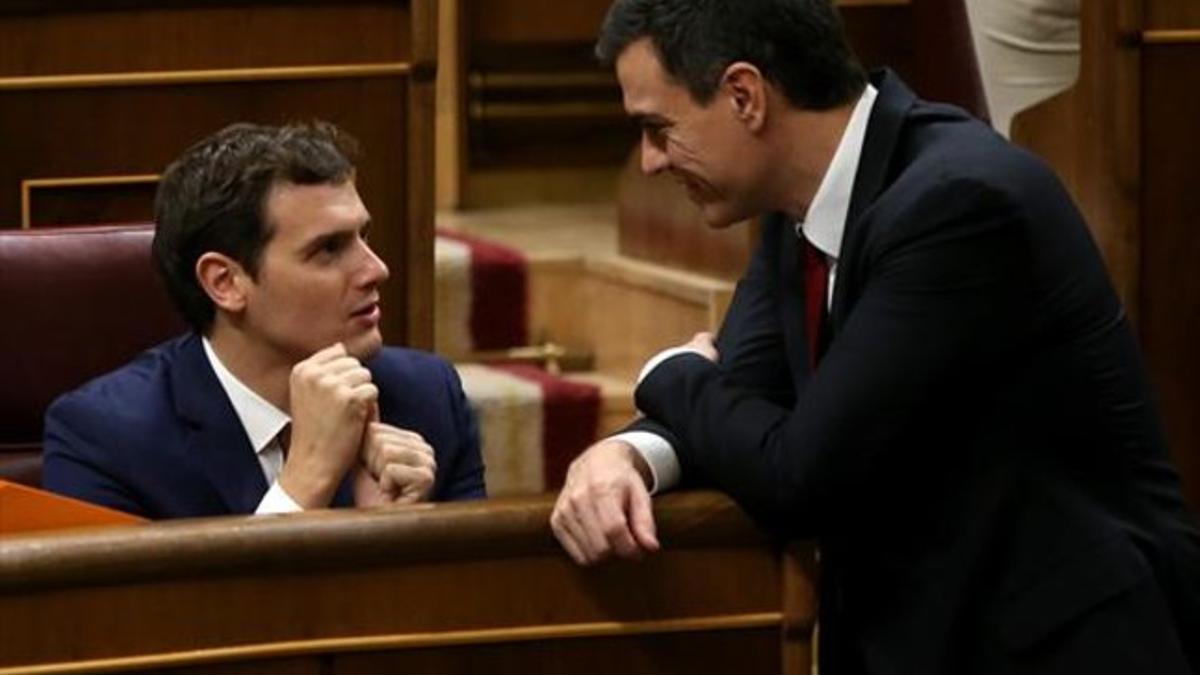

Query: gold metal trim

[0,612,787,675]
[0,63,412,92]
[1142,29,1200,45]
[462,342,593,375]
[20,175,160,229]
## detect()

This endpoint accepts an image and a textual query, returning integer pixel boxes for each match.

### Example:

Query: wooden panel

[1141,43,1200,508]
[0,492,815,675]
[1145,1,1200,29]
[169,659,320,675]
[436,0,467,209]
[0,3,410,76]
[529,256,733,381]
[24,176,158,228]
[403,0,438,350]
[843,4,917,86]
[468,0,611,44]
[1010,1,1142,308]
[332,629,781,675]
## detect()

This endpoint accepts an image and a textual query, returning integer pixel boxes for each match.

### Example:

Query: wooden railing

[0,491,816,675]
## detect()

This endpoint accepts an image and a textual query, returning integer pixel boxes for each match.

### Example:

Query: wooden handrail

[0,491,768,592]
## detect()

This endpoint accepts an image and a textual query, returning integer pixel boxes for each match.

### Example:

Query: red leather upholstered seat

[0,224,183,486]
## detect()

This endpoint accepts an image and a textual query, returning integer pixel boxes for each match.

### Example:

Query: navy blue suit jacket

[43,333,485,518]
[632,72,1200,674]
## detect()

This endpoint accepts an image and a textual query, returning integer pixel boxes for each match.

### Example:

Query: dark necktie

[276,423,291,461]
[804,238,830,369]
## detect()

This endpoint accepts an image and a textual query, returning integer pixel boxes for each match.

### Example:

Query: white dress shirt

[201,338,303,514]
[616,83,880,493]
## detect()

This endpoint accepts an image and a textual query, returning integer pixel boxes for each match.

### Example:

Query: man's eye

[318,238,345,256]
[645,125,668,144]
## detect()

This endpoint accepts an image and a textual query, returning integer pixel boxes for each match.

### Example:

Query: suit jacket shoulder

[43,334,241,517]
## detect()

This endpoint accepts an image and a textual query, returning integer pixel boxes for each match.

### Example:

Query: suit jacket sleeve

[43,393,150,517]
[635,177,1028,534]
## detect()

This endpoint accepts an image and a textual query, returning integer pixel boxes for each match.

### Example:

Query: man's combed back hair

[153,121,359,332]
[596,0,866,109]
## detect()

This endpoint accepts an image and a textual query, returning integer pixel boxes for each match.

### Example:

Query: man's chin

[344,329,384,361]
[698,204,742,230]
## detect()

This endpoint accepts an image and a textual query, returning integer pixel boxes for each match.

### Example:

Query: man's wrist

[609,431,681,494]
[277,458,340,509]
[615,440,653,489]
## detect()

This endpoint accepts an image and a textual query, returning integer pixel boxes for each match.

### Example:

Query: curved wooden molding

[0,63,412,92]
[0,613,787,675]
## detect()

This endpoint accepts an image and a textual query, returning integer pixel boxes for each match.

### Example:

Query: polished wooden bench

[0,491,816,675]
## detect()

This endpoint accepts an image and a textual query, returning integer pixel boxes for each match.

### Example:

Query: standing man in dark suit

[550,1,1200,673]
[44,122,485,518]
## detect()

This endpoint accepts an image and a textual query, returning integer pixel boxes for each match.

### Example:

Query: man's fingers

[554,499,604,565]
[306,342,348,364]
[573,494,615,562]
[368,423,428,444]
[550,506,590,565]
[687,331,719,361]
[350,382,379,407]
[363,435,436,479]
[595,496,642,560]
[627,480,661,552]
[379,463,435,502]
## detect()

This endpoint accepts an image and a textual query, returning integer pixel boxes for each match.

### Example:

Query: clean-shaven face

[616,38,768,228]
[241,180,389,363]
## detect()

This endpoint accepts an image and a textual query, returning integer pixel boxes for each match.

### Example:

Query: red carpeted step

[435,228,528,352]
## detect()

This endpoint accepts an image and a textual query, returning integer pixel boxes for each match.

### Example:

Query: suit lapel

[831,69,916,330]
[170,334,270,514]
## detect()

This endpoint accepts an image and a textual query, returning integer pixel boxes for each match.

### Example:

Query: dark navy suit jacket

[631,71,1200,674]
[43,333,485,518]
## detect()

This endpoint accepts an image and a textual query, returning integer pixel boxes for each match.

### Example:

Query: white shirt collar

[201,337,291,455]
[796,83,879,259]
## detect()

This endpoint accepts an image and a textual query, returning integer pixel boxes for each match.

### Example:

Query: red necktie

[804,238,829,369]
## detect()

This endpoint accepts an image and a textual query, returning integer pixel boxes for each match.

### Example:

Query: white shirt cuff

[637,346,705,385]
[254,481,304,515]
[611,431,681,495]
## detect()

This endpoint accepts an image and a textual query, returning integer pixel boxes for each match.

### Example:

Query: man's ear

[722,62,768,133]
[195,252,250,315]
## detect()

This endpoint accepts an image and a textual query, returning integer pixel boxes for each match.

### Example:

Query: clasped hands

[550,332,717,565]
[278,343,436,509]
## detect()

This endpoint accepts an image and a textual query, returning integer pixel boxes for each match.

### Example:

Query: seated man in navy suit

[43,121,486,518]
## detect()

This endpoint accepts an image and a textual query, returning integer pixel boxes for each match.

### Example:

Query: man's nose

[358,240,390,285]
[640,136,669,175]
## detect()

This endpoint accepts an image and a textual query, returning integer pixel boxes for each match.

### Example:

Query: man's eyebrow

[630,113,670,127]
[301,227,356,255]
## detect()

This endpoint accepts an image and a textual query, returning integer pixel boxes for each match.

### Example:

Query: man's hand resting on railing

[550,438,660,565]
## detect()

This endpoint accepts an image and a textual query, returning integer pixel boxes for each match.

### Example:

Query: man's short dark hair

[596,0,866,109]
[153,121,359,333]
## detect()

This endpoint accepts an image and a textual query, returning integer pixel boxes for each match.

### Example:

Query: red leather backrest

[0,224,184,485]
